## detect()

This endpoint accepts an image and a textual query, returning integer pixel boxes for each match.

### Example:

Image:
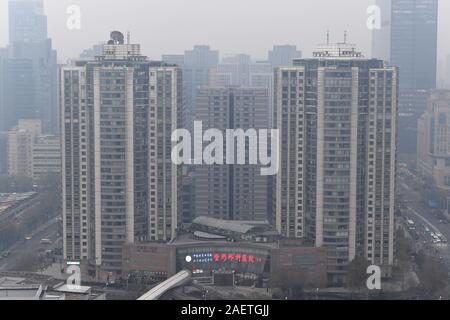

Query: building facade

[31,135,61,181]
[446,55,450,90]
[371,0,392,63]
[417,90,450,193]
[61,32,182,278]
[390,0,438,117]
[268,45,302,68]
[372,0,438,154]
[6,119,42,178]
[274,42,398,284]
[194,87,270,222]
[183,45,220,131]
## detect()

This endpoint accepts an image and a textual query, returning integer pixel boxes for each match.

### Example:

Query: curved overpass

[137,270,192,300]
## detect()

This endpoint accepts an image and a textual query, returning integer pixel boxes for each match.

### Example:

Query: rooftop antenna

[127,31,131,45]
[344,30,347,44]
[326,30,330,44]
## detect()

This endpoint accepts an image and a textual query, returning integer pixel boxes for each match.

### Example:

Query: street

[399,171,450,269]
[0,217,59,271]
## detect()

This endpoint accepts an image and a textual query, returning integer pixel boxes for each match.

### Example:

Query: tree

[347,256,370,291]
[0,221,22,251]
[269,267,327,299]
[14,252,46,272]
[415,254,449,299]
[396,228,413,262]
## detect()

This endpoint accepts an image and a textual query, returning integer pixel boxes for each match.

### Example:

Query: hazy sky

[0,0,449,65]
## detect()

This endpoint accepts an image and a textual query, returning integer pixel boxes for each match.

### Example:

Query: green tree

[415,254,449,299]
[347,256,371,291]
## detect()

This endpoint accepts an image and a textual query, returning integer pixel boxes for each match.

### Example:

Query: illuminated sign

[213,253,262,264]
[185,252,263,264]
[188,253,214,263]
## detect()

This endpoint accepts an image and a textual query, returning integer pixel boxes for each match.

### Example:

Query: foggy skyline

[0,0,449,64]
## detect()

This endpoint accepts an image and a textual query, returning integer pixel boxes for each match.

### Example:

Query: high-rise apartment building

[61,32,182,278]
[250,62,274,128]
[268,45,302,69]
[212,58,274,127]
[417,90,450,193]
[274,42,398,284]
[195,87,270,222]
[163,46,220,226]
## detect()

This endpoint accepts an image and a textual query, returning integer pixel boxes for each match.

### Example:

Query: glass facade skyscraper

[1,0,58,134]
[391,0,438,116]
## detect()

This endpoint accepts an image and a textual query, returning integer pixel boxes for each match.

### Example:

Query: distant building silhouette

[1,0,58,134]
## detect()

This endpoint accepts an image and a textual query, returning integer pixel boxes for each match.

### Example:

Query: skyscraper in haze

[216,54,252,87]
[8,0,47,44]
[0,48,8,132]
[194,87,270,222]
[372,0,438,154]
[61,32,182,279]
[268,45,302,68]
[373,0,438,111]
[371,0,391,63]
[275,42,398,284]
[2,0,58,134]
[183,45,220,131]
[446,55,450,90]
[391,0,438,116]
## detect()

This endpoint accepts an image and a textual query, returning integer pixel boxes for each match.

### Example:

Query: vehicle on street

[40,239,52,245]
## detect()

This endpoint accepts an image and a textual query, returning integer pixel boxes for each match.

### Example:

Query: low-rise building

[121,217,327,288]
[6,119,60,180]
[0,275,105,300]
[31,135,61,181]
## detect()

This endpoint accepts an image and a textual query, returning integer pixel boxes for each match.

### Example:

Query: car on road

[432,238,442,244]
[24,236,32,241]
[406,219,416,230]
[40,239,52,245]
